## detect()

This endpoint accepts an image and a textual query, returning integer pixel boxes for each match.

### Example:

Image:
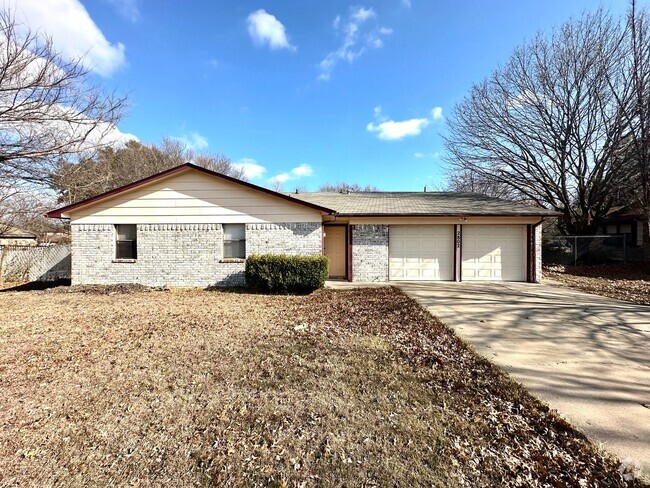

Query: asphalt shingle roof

[287,192,558,216]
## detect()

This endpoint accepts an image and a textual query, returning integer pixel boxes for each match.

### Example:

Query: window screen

[115,224,137,259]
[223,224,245,259]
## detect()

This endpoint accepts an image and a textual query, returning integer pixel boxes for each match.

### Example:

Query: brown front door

[324,226,346,278]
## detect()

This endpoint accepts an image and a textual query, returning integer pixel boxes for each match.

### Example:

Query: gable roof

[46,163,559,220]
[289,191,559,217]
[46,163,336,218]
[603,205,646,222]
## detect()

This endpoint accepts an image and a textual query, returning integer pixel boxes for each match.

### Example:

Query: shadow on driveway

[397,281,650,476]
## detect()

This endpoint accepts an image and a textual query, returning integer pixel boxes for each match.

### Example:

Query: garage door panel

[389,225,453,281]
[462,225,526,282]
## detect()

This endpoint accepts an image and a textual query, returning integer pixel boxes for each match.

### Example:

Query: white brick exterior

[71,222,322,287]
[71,220,542,286]
[351,224,389,282]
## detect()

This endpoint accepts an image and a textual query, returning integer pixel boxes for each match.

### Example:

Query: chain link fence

[0,244,71,283]
[543,235,645,266]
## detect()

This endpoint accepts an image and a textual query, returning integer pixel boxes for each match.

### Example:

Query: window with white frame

[115,224,137,259]
[223,224,246,259]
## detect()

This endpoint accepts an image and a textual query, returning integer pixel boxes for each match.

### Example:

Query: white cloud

[172,132,209,151]
[233,158,267,180]
[367,106,429,141]
[270,164,314,185]
[61,116,137,151]
[413,151,442,160]
[97,123,138,147]
[247,9,296,51]
[318,6,392,81]
[12,0,126,77]
[3,95,138,154]
[271,172,290,184]
[290,163,313,177]
[351,7,376,23]
[367,118,429,140]
[104,0,140,22]
[366,105,444,141]
[431,106,444,121]
[402,0,412,8]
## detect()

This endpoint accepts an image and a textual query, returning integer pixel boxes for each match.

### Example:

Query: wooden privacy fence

[0,245,71,284]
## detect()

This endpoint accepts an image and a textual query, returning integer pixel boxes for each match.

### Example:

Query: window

[605,224,618,234]
[115,224,137,259]
[223,224,246,259]
[620,223,632,234]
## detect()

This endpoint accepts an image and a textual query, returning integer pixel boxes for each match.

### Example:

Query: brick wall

[71,222,322,287]
[247,223,322,256]
[351,224,388,282]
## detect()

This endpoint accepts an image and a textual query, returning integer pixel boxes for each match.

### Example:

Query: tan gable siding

[68,169,322,224]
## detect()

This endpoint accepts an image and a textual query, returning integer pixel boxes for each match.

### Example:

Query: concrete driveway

[397,281,650,476]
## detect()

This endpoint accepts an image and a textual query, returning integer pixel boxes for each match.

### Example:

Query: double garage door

[389,225,526,282]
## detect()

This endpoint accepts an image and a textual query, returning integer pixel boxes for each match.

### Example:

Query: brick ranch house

[46,163,557,287]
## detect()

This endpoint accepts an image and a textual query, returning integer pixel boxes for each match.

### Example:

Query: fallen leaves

[0,286,642,486]
[545,264,650,305]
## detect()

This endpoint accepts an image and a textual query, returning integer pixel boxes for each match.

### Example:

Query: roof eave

[336,211,561,217]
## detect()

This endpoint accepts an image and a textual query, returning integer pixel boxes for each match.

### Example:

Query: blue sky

[14,0,643,190]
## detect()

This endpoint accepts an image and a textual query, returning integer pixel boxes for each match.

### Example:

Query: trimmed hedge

[245,254,329,294]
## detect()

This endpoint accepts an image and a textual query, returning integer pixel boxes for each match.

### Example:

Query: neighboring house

[599,206,647,247]
[46,163,557,287]
[0,227,38,247]
[41,232,71,246]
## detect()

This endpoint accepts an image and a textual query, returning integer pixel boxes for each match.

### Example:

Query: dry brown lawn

[0,285,641,487]
[544,264,650,305]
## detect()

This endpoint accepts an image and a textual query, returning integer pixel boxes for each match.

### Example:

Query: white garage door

[462,225,526,281]
[389,225,454,281]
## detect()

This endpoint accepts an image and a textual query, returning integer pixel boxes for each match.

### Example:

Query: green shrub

[245,254,329,294]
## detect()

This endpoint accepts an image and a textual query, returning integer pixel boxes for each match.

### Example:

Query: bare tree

[317,181,378,192]
[0,179,20,236]
[0,185,52,286]
[610,1,650,259]
[268,179,285,193]
[444,10,627,235]
[0,9,127,184]
[444,167,518,199]
[52,139,245,204]
[0,188,56,236]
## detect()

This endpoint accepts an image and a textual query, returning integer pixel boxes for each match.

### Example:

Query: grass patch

[0,286,641,486]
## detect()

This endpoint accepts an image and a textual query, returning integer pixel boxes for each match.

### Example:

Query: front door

[324,226,346,278]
